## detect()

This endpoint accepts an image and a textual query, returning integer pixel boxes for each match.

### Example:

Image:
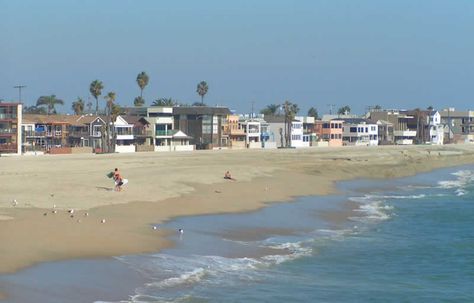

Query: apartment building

[0,102,22,155]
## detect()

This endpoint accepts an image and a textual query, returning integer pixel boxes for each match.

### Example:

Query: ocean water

[1,165,473,303]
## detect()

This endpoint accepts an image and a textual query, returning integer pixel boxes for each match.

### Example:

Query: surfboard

[115,179,128,186]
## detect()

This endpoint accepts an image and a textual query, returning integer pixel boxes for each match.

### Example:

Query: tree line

[23,72,210,115]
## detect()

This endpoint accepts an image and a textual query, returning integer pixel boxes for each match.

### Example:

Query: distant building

[342,118,379,146]
[145,106,194,152]
[314,119,343,147]
[369,110,417,145]
[173,106,232,149]
[439,108,474,144]
[264,115,306,148]
[22,114,75,152]
[0,102,22,155]
[402,110,444,145]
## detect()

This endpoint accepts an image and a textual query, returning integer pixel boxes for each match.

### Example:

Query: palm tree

[36,95,64,115]
[23,105,47,114]
[260,104,280,116]
[152,98,177,106]
[196,81,209,106]
[307,107,319,119]
[282,100,299,147]
[337,105,351,115]
[134,96,145,107]
[136,71,149,104]
[72,97,85,115]
[104,91,116,153]
[89,80,104,115]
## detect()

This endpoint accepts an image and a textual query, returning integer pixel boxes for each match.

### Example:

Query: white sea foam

[366,194,426,200]
[350,200,393,222]
[438,170,474,195]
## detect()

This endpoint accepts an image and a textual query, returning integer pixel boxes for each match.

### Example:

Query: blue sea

[1,165,473,303]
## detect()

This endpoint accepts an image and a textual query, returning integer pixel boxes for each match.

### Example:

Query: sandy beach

[1,145,474,281]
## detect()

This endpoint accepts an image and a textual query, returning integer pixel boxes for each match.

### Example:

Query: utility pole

[251,100,255,119]
[327,104,335,115]
[13,85,26,102]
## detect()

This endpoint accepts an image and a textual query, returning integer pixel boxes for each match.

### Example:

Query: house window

[371,126,376,131]
[350,127,357,133]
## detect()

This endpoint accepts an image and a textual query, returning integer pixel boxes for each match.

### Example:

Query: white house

[145,106,194,152]
[114,116,135,153]
[427,111,444,145]
[342,119,379,146]
[290,120,305,148]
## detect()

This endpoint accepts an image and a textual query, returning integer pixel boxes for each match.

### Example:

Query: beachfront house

[145,106,194,152]
[296,116,316,147]
[22,114,71,152]
[0,102,22,155]
[401,110,444,145]
[263,115,306,148]
[439,108,474,144]
[173,106,231,149]
[373,120,394,145]
[226,114,246,149]
[314,119,343,147]
[342,118,379,146]
[113,116,135,153]
[122,115,153,151]
[369,110,417,145]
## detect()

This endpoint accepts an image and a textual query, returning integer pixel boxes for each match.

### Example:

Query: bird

[84,212,89,217]
[68,209,74,214]
[101,219,106,224]
[52,210,58,214]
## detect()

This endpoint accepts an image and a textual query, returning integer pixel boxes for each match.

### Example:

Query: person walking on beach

[113,168,124,192]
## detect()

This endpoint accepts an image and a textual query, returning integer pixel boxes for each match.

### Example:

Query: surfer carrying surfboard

[113,168,124,192]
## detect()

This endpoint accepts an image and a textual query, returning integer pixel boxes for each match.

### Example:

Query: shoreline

[1,145,474,277]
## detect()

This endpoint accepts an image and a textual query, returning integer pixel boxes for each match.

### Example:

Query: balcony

[0,143,17,152]
[68,131,90,138]
[394,130,416,138]
[0,114,17,120]
[0,128,15,135]
[156,130,173,137]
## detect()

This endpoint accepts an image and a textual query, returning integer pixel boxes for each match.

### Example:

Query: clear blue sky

[1,0,473,114]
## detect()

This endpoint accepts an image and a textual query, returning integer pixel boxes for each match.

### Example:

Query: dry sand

[1,145,474,276]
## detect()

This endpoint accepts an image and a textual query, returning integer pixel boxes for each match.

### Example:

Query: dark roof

[341,118,369,124]
[121,115,149,125]
[172,106,231,116]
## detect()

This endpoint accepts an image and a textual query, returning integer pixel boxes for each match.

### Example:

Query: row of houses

[1,102,473,155]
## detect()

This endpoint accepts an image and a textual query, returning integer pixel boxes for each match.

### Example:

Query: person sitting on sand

[224,171,236,181]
